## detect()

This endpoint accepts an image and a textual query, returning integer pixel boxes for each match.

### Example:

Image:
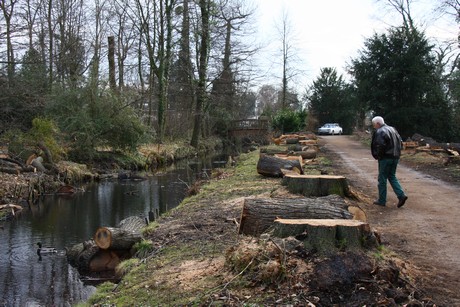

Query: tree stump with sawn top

[282,174,350,197]
[273,218,379,254]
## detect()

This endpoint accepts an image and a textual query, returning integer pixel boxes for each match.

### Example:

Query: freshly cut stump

[282,174,350,197]
[273,218,379,253]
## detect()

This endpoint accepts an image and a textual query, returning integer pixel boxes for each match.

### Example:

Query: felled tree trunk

[259,147,289,156]
[94,216,145,249]
[238,195,353,236]
[257,154,304,177]
[273,218,379,253]
[282,174,350,197]
[67,216,146,274]
[94,227,143,250]
[288,149,317,159]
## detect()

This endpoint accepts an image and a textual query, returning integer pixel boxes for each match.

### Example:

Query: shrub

[271,108,307,133]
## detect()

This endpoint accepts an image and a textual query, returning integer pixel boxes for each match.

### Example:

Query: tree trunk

[260,147,289,155]
[108,36,117,91]
[257,154,303,177]
[288,149,317,159]
[190,0,210,148]
[282,174,350,197]
[273,218,379,253]
[67,216,145,274]
[94,216,145,250]
[238,195,353,236]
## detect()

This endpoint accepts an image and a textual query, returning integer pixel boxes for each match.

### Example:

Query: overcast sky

[249,0,456,91]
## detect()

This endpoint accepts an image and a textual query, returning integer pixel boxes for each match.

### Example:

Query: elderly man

[371,116,408,208]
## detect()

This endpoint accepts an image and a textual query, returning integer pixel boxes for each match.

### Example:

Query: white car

[318,123,343,135]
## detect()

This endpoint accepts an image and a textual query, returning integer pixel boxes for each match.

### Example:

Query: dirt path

[321,135,460,306]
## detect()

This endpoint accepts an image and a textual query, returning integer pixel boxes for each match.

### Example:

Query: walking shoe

[397,196,408,208]
[373,201,385,206]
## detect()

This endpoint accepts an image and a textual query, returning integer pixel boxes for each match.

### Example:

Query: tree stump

[282,174,350,197]
[257,154,304,177]
[238,195,353,236]
[273,218,379,253]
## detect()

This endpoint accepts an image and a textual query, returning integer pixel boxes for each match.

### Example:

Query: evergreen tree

[351,26,452,141]
[307,67,357,134]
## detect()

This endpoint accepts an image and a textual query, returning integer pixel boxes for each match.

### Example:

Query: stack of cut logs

[66,216,145,275]
[247,132,379,254]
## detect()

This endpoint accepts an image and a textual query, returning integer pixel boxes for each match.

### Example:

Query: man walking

[371,116,408,208]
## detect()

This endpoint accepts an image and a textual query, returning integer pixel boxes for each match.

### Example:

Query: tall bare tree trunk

[47,0,54,88]
[0,0,18,85]
[108,36,117,91]
[191,0,210,148]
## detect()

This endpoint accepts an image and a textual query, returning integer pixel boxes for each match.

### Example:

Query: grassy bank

[82,146,426,306]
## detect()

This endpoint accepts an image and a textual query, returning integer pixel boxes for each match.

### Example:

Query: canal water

[0,156,227,307]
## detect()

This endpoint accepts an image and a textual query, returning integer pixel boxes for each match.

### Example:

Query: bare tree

[274,9,302,109]
[190,0,211,148]
[134,0,177,142]
[0,0,19,83]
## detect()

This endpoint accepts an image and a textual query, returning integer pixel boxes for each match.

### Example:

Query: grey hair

[372,116,385,125]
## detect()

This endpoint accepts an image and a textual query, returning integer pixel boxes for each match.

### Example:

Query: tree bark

[238,195,353,236]
[257,154,303,177]
[282,174,350,197]
[108,36,117,91]
[94,216,144,250]
[67,216,146,274]
[273,218,379,253]
[288,149,317,159]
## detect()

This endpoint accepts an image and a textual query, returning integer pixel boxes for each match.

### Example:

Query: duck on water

[36,242,57,256]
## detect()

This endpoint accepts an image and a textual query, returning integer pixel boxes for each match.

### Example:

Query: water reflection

[0,156,220,306]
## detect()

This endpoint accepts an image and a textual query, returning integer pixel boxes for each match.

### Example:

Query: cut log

[273,218,379,253]
[274,154,303,165]
[299,139,318,146]
[94,227,143,250]
[117,216,147,232]
[402,141,419,149]
[285,138,299,144]
[288,149,317,159]
[94,215,145,249]
[238,195,353,236]
[260,147,289,156]
[257,154,304,177]
[282,174,350,197]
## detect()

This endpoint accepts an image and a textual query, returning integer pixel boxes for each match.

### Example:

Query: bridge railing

[230,119,269,130]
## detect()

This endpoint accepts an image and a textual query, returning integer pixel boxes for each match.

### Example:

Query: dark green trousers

[377,158,406,204]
